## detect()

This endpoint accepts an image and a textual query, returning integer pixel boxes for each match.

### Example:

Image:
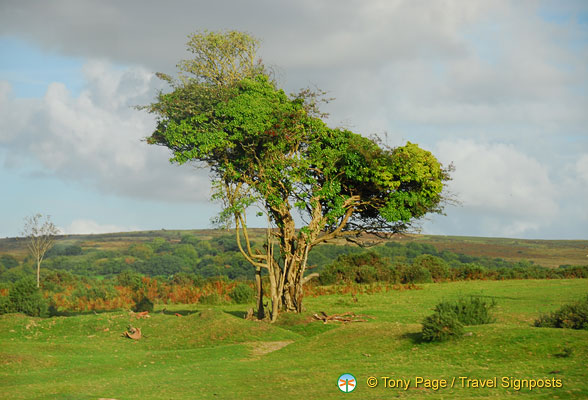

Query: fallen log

[133,311,150,319]
[312,311,373,324]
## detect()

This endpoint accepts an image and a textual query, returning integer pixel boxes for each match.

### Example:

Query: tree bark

[279,242,311,313]
[255,266,265,320]
[36,257,41,288]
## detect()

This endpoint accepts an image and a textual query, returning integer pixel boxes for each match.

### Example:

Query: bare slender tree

[22,214,60,288]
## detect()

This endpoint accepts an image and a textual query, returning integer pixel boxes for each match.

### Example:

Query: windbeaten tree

[22,214,60,288]
[144,30,451,321]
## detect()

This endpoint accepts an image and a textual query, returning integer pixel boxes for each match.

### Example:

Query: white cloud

[434,139,560,237]
[0,0,586,238]
[576,154,588,185]
[62,219,138,234]
[0,61,211,203]
[557,153,588,230]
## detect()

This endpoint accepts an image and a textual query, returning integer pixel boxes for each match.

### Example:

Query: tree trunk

[280,244,311,313]
[255,266,265,320]
[36,257,41,288]
[268,263,281,322]
[281,268,309,312]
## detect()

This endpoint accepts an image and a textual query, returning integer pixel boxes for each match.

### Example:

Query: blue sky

[0,1,587,239]
[0,38,85,98]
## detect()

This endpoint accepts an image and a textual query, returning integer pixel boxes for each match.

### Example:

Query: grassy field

[1,279,587,399]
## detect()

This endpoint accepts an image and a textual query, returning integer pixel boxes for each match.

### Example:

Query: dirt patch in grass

[246,340,294,357]
[0,353,56,368]
[0,353,34,365]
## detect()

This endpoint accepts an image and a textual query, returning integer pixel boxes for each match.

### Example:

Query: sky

[0,0,587,239]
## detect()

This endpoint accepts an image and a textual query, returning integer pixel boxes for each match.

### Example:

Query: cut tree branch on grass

[130,311,150,319]
[122,326,142,340]
[312,311,374,324]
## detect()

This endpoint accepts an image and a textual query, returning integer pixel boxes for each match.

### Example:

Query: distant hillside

[1,229,586,268]
[398,235,588,269]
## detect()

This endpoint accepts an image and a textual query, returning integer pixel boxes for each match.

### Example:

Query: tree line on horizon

[1,234,587,284]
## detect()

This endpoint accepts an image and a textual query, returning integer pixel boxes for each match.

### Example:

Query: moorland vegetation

[0,232,586,316]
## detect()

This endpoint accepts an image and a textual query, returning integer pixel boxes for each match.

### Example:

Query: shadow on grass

[469,294,521,300]
[224,310,248,319]
[51,308,200,317]
[49,308,122,317]
[401,331,427,344]
[161,309,198,316]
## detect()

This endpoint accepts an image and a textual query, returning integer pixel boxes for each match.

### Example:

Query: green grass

[1,279,587,399]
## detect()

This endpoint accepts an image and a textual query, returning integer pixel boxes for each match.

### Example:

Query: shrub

[199,292,224,305]
[354,265,378,284]
[170,272,203,286]
[7,277,49,317]
[318,262,350,285]
[436,297,496,325]
[139,254,184,276]
[375,264,399,283]
[534,295,588,330]
[0,266,32,283]
[133,296,154,313]
[421,309,464,342]
[400,264,432,284]
[0,254,19,269]
[456,263,487,280]
[42,270,77,287]
[229,283,255,304]
[127,243,154,260]
[421,296,495,342]
[318,268,337,285]
[64,245,83,256]
[413,255,449,282]
[0,294,13,314]
[72,285,117,302]
[318,251,394,285]
[116,271,144,290]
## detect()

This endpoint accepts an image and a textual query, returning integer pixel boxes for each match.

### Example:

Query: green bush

[116,271,144,290]
[318,268,337,285]
[0,295,13,314]
[400,264,432,284]
[456,263,487,280]
[64,245,83,256]
[133,296,154,313]
[229,283,255,304]
[436,297,496,325]
[318,251,394,285]
[0,254,19,269]
[534,295,588,330]
[199,292,224,305]
[421,296,495,342]
[170,272,204,286]
[6,277,49,317]
[421,309,464,342]
[354,265,378,284]
[413,255,449,281]
[72,284,117,302]
[0,266,32,283]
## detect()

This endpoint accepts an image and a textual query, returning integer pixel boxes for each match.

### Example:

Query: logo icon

[338,373,357,393]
